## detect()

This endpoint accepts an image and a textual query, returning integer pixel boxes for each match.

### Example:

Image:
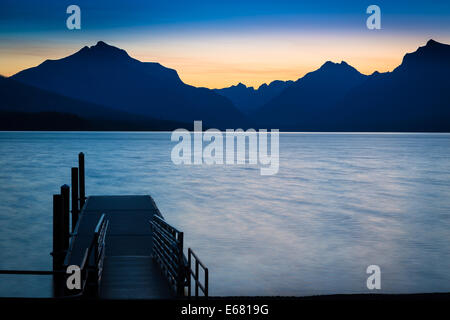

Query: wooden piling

[60,184,70,250]
[79,152,86,210]
[71,167,79,232]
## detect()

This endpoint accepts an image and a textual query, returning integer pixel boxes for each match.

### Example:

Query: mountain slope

[253,39,450,131]
[11,41,246,128]
[214,80,293,114]
[330,39,450,131]
[0,76,191,130]
[254,61,367,128]
[6,39,450,131]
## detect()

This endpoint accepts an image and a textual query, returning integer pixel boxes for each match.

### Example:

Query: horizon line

[2,37,445,89]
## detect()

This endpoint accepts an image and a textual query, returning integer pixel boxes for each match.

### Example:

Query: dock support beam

[79,152,86,210]
[71,167,79,232]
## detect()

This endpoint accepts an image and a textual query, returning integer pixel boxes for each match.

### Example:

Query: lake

[0,131,449,297]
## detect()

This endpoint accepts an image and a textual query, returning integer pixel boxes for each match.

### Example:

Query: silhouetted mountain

[255,61,367,127]
[11,41,246,128]
[5,39,450,131]
[254,39,450,131]
[214,80,293,114]
[0,111,92,131]
[330,39,450,131]
[0,76,191,131]
[395,39,450,72]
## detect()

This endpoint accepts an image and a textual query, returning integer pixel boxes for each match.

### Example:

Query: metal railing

[187,248,209,298]
[74,213,109,297]
[0,211,107,298]
[0,153,105,298]
[150,214,185,296]
[63,213,108,297]
[150,214,209,298]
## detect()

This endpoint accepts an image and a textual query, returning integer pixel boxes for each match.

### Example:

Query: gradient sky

[1,0,450,88]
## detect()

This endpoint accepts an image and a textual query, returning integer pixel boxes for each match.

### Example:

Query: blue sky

[1,0,449,32]
[1,0,449,87]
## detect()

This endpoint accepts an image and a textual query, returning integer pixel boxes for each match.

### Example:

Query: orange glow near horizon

[1,32,449,88]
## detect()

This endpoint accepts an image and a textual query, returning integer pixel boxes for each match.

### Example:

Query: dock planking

[65,195,173,299]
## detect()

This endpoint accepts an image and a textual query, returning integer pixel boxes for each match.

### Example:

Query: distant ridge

[0,76,191,131]
[254,60,367,128]
[11,41,247,128]
[253,39,450,131]
[3,39,450,131]
[213,80,293,114]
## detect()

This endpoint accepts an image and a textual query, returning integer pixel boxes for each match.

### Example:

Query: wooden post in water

[78,152,86,210]
[60,184,70,250]
[71,167,79,232]
[52,194,65,297]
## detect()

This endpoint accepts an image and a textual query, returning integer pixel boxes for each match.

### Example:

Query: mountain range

[255,39,450,131]
[213,80,293,114]
[9,41,245,129]
[1,39,449,131]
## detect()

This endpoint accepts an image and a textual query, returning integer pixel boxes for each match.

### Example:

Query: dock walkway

[0,153,209,299]
[66,195,172,299]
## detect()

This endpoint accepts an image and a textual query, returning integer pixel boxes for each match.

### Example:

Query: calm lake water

[0,132,449,297]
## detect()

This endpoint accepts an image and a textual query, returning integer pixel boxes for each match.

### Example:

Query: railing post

[60,184,70,250]
[71,167,79,232]
[177,232,184,296]
[52,194,64,297]
[188,248,192,298]
[94,232,99,265]
[195,259,199,297]
[78,152,85,210]
[205,268,209,298]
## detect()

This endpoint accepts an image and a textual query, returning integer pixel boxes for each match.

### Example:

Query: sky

[1,0,450,88]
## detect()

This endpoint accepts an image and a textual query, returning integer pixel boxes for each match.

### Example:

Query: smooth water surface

[0,132,449,297]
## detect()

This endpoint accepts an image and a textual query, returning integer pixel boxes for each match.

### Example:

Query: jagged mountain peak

[416,39,450,56]
[10,41,245,127]
[396,39,450,72]
[73,40,132,60]
[426,39,446,48]
[318,60,357,73]
[292,60,364,87]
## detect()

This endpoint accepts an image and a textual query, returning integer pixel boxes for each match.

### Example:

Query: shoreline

[1,292,449,301]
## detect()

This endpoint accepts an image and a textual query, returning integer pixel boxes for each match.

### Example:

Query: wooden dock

[0,153,209,300]
[57,154,209,299]
[65,195,173,299]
